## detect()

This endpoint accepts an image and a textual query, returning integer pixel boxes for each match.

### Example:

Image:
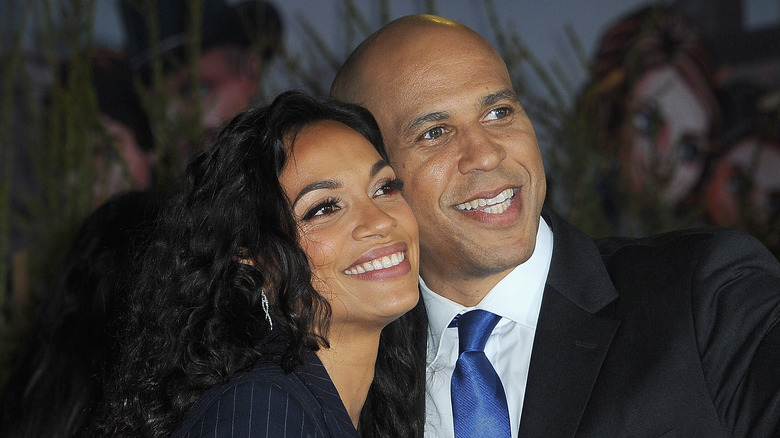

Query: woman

[0,190,160,438]
[94,91,426,437]
[587,6,720,204]
[705,81,780,256]
[579,5,721,234]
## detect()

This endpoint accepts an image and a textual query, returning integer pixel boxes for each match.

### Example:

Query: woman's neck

[316,324,382,429]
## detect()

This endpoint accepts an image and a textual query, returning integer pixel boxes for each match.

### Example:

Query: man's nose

[457,128,507,174]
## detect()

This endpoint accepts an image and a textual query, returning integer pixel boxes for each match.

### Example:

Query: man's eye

[485,107,510,121]
[421,126,445,140]
[198,82,213,98]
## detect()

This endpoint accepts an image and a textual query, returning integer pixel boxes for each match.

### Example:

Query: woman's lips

[343,241,409,276]
[343,250,406,275]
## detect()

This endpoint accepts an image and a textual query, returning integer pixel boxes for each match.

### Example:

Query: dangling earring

[261,288,273,330]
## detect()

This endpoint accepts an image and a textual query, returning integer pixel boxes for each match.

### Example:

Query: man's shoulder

[545,208,779,305]
[596,226,775,265]
[592,226,780,309]
[543,209,762,261]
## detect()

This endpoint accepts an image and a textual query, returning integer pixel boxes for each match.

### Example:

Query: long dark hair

[94,91,425,437]
[0,190,161,438]
[585,4,720,153]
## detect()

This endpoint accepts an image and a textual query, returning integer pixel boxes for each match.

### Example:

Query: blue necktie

[451,309,511,438]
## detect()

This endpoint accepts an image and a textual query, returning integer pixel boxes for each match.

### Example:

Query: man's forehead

[374,84,518,137]
[355,22,512,127]
[361,22,485,75]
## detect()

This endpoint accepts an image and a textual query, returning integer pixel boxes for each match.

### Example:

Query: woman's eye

[302,199,341,221]
[678,135,704,164]
[727,168,750,196]
[767,191,780,216]
[374,178,404,196]
[420,126,445,140]
[632,102,661,138]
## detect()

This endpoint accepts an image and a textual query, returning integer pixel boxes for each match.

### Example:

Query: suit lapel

[518,285,619,437]
[297,352,360,437]
[518,210,621,437]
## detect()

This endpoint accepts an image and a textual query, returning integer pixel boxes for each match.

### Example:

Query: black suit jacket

[514,209,780,437]
[172,351,358,438]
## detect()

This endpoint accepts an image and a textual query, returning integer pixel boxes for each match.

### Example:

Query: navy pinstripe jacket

[172,351,359,438]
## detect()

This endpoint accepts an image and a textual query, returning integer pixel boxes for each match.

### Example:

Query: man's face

[196,48,258,132]
[167,47,258,138]
[357,24,547,293]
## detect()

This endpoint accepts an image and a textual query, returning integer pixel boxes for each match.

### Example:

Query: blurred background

[1,0,779,396]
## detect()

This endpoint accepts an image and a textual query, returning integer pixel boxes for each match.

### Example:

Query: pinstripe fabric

[173,352,359,438]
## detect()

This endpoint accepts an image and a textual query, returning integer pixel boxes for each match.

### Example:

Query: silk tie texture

[450,309,511,438]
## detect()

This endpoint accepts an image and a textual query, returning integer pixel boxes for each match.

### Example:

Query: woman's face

[705,137,780,229]
[621,65,712,203]
[279,120,420,331]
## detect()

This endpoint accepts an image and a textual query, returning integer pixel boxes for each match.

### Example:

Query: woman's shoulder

[172,362,329,438]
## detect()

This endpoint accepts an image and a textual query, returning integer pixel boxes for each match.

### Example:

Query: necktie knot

[454,309,501,354]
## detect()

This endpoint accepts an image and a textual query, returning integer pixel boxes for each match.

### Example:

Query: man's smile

[454,188,515,214]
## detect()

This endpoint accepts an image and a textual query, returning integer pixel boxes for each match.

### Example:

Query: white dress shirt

[422,218,553,438]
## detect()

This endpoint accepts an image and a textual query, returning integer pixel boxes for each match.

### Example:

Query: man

[331,14,780,437]
[120,0,282,172]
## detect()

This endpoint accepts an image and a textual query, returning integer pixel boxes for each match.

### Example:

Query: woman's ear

[234,247,255,266]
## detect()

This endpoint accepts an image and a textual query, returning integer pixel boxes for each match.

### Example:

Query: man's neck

[421,268,514,307]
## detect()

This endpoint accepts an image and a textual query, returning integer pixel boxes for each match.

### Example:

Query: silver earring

[261,288,273,330]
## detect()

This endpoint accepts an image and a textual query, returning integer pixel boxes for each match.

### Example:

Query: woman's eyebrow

[292,179,341,208]
[292,159,389,208]
[371,159,390,178]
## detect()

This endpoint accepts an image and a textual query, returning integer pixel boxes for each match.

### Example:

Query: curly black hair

[0,190,162,438]
[93,91,426,437]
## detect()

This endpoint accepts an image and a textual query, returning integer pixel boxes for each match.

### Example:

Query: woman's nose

[352,201,398,240]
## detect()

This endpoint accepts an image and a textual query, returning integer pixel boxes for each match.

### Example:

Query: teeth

[344,251,405,275]
[455,188,514,213]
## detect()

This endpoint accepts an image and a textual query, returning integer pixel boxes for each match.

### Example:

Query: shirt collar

[421,217,553,360]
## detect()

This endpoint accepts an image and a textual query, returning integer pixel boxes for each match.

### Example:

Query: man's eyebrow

[403,111,450,140]
[400,90,519,140]
[480,89,520,107]
[291,179,341,208]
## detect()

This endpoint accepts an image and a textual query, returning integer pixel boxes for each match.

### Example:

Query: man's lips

[454,188,516,214]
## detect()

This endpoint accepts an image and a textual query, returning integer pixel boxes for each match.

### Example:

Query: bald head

[330,14,503,106]
[330,14,515,148]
